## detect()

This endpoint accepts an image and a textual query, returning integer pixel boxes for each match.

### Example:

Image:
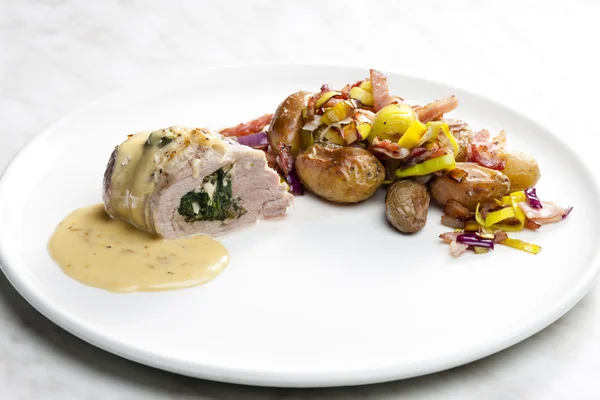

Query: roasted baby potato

[268,91,311,156]
[295,143,385,203]
[430,162,510,210]
[500,150,541,192]
[385,180,430,233]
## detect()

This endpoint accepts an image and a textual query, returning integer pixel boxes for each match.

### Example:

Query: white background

[1,0,599,398]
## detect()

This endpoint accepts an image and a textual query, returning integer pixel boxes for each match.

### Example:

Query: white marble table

[1,1,599,398]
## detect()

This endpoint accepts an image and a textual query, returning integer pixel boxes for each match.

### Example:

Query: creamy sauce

[48,204,229,293]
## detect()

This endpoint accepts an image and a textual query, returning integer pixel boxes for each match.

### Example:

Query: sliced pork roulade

[103,126,293,238]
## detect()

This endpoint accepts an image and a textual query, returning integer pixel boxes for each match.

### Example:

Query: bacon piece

[470,143,506,170]
[480,202,503,219]
[275,143,294,175]
[439,231,460,244]
[493,230,508,244]
[370,137,410,159]
[370,69,391,112]
[467,129,507,170]
[450,241,469,257]
[493,130,507,151]
[444,200,472,220]
[417,96,459,123]
[404,143,443,167]
[524,219,541,230]
[219,114,273,137]
[429,147,448,159]
[519,201,572,225]
[321,97,345,109]
[408,146,428,159]
[389,95,404,104]
[473,129,492,144]
[441,215,466,229]
[265,148,278,170]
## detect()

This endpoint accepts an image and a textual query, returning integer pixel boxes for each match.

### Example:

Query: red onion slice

[236,131,268,149]
[525,187,543,209]
[456,233,495,249]
[286,169,304,195]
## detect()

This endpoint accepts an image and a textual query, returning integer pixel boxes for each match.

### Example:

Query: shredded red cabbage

[562,206,573,219]
[286,169,304,195]
[525,187,543,209]
[235,131,268,148]
[456,233,495,249]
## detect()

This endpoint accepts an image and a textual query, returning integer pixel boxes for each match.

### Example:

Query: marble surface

[1,0,600,398]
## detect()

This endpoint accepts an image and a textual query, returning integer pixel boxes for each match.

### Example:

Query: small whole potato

[500,150,541,192]
[430,162,510,210]
[385,180,430,233]
[296,143,385,203]
[268,91,311,156]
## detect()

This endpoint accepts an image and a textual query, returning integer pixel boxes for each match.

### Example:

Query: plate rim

[1,62,599,387]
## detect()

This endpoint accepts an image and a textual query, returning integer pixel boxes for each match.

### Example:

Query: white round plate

[1,64,599,388]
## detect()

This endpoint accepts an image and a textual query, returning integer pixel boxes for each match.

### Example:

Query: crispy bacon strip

[441,215,465,229]
[275,143,294,175]
[265,148,278,171]
[439,231,460,244]
[404,144,446,167]
[408,146,428,159]
[321,97,344,109]
[417,96,459,123]
[371,137,410,159]
[525,219,541,230]
[519,201,572,225]
[479,202,503,219]
[494,130,507,150]
[450,240,469,257]
[370,69,391,112]
[493,230,508,244]
[473,129,492,144]
[467,129,507,170]
[470,144,506,170]
[219,114,273,137]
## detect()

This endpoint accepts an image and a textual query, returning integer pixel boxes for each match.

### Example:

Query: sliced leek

[396,153,456,178]
[342,122,359,145]
[359,80,372,91]
[349,87,374,106]
[356,122,372,140]
[440,123,459,157]
[398,120,427,149]
[322,127,345,145]
[484,206,516,227]
[315,91,341,109]
[321,101,354,125]
[500,238,542,254]
[369,104,417,143]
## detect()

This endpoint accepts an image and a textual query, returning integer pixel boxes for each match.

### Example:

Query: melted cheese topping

[109,131,154,230]
[107,126,222,232]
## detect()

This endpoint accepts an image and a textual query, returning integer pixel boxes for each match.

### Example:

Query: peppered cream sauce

[48,204,229,293]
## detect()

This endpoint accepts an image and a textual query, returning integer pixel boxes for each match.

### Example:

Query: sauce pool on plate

[48,204,229,293]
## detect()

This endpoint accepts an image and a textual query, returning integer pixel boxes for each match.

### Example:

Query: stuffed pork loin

[103,126,293,239]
